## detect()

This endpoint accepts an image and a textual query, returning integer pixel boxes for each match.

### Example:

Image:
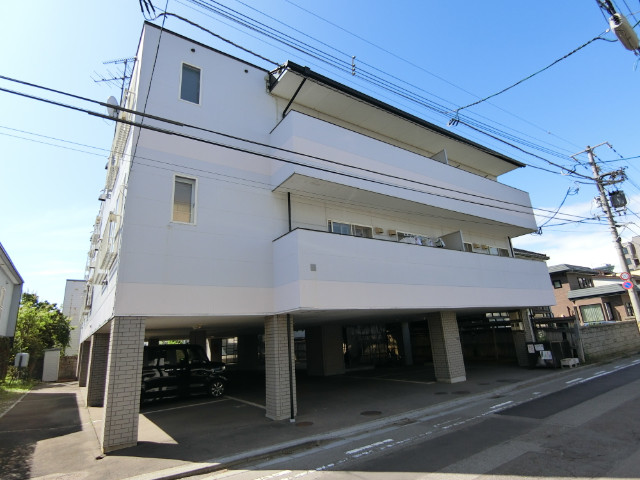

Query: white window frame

[328,220,372,238]
[172,174,197,224]
[179,62,201,105]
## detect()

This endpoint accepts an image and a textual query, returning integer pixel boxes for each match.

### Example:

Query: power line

[165,2,581,169]
[453,33,614,115]
[279,0,584,154]
[2,121,593,228]
[0,78,595,223]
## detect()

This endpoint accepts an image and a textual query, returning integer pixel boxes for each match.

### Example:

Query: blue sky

[1,1,639,305]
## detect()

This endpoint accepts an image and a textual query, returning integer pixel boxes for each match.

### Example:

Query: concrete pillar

[265,315,297,420]
[209,338,222,363]
[101,317,145,453]
[189,329,207,348]
[86,333,110,407]
[401,321,413,366]
[77,340,91,387]
[237,335,260,369]
[511,310,534,367]
[306,324,345,376]
[428,311,466,383]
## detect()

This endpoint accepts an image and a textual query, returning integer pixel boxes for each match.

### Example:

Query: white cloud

[514,193,640,271]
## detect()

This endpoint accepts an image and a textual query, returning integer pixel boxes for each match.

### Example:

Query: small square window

[552,280,562,289]
[173,176,196,223]
[180,63,201,104]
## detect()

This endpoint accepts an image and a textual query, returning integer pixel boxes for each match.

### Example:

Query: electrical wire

[0,73,596,219]
[0,81,597,224]
[453,33,615,115]
[281,0,584,154]
[167,1,582,169]
[538,186,581,230]
[1,124,582,229]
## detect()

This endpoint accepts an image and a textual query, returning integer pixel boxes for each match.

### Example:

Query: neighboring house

[623,236,640,271]
[0,242,24,379]
[549,264,636,323]
[78,22,554,452]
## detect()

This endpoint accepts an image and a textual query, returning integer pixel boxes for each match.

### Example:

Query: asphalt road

[195,360,640,480]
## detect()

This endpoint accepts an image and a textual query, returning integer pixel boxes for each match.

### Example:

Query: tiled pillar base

[265,315,297,420]
[428,311,466,383]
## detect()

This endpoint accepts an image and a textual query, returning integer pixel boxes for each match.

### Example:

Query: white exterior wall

[0,275,18,337]
[81,24,553,336]
[0,244,22,338]
[273,229,554,313]
[271,111,536,232]
[62,280,85,355]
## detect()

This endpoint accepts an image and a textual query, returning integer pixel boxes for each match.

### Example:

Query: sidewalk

[0,362,578,480]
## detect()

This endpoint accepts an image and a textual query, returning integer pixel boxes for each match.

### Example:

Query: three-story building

[78,22,554,452]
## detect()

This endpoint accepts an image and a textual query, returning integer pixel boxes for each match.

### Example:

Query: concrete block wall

[58,355,78,380]
[428,311,466,383]
[580,321,640,362]
[265,315,297,420]
[102,317,145,452]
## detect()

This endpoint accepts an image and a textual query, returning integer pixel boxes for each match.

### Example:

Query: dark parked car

[141,344,226,402]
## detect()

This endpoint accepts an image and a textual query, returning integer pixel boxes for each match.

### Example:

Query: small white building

[0,242,23,379]
[78,23,554,452]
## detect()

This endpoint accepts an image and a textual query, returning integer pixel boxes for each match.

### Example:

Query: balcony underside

[274,173,535,237]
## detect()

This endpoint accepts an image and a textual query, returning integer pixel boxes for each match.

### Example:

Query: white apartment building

[78,22,554,452]
[62,279,86,357]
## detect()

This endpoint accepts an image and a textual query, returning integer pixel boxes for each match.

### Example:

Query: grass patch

[0,376,37,417]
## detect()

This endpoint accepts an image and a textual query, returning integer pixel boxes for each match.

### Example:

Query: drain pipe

[287,192,292,232]
[287,313,295,422]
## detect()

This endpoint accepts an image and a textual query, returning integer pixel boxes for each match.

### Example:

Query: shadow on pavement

[0,384,82,480]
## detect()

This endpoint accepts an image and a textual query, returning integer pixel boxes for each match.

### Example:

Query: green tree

[12,293,71,375]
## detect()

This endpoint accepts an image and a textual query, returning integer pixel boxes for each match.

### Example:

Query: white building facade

[79,23,554,452]
[62,279,85,357]
[0,242,23,379]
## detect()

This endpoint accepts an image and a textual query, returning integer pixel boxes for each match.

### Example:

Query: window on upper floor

[552,280,562,289]
[463,242,510,257]
[328,221,372,238]
[180,63,201,104]
[173,176,196,224]
[577,277,594,289]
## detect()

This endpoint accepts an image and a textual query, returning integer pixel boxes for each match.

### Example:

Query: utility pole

[575,143,640,322]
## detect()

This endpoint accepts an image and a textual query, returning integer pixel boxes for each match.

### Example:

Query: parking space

[130,360,552,461]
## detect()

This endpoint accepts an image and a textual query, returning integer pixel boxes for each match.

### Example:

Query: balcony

[273,229,555,318]
[270,111,537,236]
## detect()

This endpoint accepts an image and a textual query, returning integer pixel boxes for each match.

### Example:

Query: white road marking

[226,396,266,410]
[142,398,229,414]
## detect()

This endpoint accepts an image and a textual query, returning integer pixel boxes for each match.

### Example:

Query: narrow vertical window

[180,63,201,104]
[173,176,196,223]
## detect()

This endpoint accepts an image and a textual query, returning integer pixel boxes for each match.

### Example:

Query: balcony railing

[273,228,555,314]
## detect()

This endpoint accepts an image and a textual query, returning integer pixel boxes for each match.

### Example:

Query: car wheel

[209,379,225,397]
